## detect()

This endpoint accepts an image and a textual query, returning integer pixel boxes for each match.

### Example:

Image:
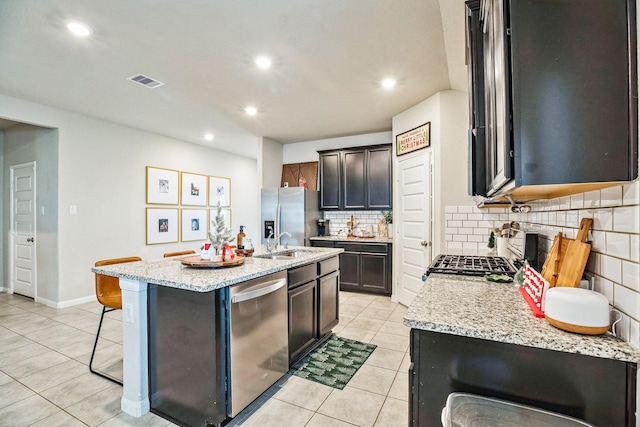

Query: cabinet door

[342,149,366,209]
[319,152,341,209]
[288,281,318,364]
[310,240,334,248]
[366,146,392,209]
[338,251,360,291]
[361,253,389,294]
[318,271,339,336]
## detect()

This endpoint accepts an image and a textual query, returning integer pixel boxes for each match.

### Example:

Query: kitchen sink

[256,250,310,260]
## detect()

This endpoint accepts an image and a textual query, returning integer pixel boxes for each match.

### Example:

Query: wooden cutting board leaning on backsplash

[541,218,592,287]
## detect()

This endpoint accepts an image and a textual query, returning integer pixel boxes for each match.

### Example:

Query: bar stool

[90,256,141,385]
[163,250,195,257]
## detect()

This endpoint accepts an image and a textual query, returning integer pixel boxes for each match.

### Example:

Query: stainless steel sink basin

[256,250,309,260]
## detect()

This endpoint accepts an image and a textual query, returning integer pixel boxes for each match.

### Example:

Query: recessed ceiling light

[255,56,272,70]
[381,78,396,89]
[66,21,92,37]
[245,106,258,116]
[204,133,214,141]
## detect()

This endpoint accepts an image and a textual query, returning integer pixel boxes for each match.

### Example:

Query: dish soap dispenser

[237,225,246,249]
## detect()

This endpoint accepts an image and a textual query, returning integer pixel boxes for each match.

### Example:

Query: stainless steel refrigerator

[261,188,320,247]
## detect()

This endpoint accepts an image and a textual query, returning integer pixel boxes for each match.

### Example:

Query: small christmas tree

[488,231,496,250]
[208,202,233,252]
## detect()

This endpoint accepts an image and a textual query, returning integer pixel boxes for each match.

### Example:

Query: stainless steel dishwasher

[227,270,288,417]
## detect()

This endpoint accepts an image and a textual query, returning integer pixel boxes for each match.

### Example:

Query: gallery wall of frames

[145,166,232,245]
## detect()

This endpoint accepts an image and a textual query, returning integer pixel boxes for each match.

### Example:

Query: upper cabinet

[466,0,638,202]
[319,144,392,210]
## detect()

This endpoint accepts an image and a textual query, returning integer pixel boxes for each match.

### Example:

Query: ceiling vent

[127,74,165,89]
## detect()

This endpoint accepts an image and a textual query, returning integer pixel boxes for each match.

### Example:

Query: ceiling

[0,0,467,158]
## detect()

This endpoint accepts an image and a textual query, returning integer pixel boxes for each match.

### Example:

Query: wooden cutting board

[555,240,591,287]
[541,218,593,287]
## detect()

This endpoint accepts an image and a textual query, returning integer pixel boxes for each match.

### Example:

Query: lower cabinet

[288,281,318,363]
[409,329,637,427]
[148,285,226,427]
[331,241,391,295]
[287,256,340,365]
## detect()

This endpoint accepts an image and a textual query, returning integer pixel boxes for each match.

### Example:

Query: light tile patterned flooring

[0,291,409,427]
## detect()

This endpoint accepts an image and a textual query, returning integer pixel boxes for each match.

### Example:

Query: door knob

[421,241,430,247]
[27,237,34,243]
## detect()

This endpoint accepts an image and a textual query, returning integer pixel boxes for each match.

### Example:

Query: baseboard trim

[36,294,97,309]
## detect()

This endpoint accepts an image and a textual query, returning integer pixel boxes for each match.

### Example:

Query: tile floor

[0,291,409,427]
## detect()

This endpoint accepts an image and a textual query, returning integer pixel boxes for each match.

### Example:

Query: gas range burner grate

[425,254,516,278]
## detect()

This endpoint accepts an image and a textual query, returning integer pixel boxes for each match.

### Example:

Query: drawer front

[287,262,317,288]
[318,256,339,277]
[335,242,388,253]
[310,240,334,248]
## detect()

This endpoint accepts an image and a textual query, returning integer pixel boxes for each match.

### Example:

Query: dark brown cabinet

[318,144,392,210]
[466,0,638,198]
[313,240,391,296]
[287,256,340,365]
[409,329,637,426]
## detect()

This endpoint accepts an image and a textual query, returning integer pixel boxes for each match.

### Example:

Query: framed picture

[146,208,179,245]
[210,208,232,232]
[146,166,179,204]
[209,176,231,207]
[181,209,207,242]
[181,172,207,206]
[396,122,431,156]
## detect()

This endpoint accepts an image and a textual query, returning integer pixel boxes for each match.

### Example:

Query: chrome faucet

[267,231,290,253]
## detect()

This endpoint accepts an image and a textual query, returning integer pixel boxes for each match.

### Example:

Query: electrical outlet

[125,303,134,323]
[264,221,275,238]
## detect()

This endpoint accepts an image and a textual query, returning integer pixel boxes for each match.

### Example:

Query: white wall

[392,90,472,256]
[259,137,284,188]
[0,94,260,306]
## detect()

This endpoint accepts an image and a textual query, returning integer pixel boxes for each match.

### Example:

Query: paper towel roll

[497,237,510,258]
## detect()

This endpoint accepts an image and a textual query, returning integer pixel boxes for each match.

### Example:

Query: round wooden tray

[180,255,245,268]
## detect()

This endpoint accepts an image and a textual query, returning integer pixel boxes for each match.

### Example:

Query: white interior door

[11,162,37,298]
[396,152,432,307]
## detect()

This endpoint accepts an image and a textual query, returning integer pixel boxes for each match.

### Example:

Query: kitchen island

[92,245,342,424]
[404,273,640,426]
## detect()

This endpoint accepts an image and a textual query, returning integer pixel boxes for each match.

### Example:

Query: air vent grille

[127,74,164,89]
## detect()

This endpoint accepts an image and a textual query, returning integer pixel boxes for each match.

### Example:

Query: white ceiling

[0,0,467,158]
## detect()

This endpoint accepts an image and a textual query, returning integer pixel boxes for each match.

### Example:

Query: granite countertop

[310,235,392,244]
[404,273,640,364]
[92,246,343,293]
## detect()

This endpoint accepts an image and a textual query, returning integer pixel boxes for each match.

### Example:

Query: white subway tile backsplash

[601,186,623,207]
[445,206,458,213]
[601,254,622,284]
[468,213,482,220]
[622,260,640,292]
[631,235,640,263]
[583,190,600,208]
[458,228,473,235]
[463,221,478,228]
[570,193,584,209]
[452,213,467,221]
[593,275,614,302]
[593,208,613,231]
[558,196,571,210]
[458,206,473,213]
[445,213,453,220]
[453,235,467,242]
[606,232,631,260]
[613,206,640,233]
[615,284,640,320]
[622,181,639,205]
[448,220,462,227]
[629,319,640,348]
[591,231,606,253]
[556,212,566,227]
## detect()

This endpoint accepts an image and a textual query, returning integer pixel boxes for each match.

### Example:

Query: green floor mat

[290,335,377,390]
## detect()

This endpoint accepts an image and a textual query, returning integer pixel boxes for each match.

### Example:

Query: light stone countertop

[404,273,640,364]
[92,246,343,293]
[310,236,392,244]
